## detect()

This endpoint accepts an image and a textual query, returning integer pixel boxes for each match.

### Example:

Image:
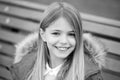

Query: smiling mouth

[55,46,70,51]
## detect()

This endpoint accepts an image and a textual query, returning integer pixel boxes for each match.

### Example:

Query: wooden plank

[105,57,120,73]
[83,20,120,39]
[0,29,26,44]
[0,4,43,21]
[81,13,120,28]
[0,54,13,67]
[0,42,15,57]
[100,38,120,55]
[0,15,39,32]
[0,0,47,11]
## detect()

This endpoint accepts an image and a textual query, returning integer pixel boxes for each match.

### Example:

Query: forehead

[46,17,74,31]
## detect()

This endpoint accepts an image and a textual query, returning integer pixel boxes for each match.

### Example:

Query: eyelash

[51,32,75,36]
[52,32,60,35]
[68,33,75,36]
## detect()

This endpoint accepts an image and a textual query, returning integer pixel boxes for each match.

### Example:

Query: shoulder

[10,51,37,80]
[10,32,38,80]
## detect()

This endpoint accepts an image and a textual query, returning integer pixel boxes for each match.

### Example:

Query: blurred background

[0,0,120,80]
[28,0,120,20]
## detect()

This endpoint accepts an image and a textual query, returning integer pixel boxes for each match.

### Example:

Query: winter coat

[9,32,106,80]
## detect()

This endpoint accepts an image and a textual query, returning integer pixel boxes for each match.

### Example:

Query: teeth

[57,47,68,51]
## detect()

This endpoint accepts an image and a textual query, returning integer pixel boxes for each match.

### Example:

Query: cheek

[69,37,76,47]
[45,35,57,45]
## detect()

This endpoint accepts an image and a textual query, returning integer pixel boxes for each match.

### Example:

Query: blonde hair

[26,2,84,80]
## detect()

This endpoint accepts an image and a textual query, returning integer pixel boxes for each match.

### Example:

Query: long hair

[26,2,84,80]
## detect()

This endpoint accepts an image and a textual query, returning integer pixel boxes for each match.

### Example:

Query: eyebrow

[52,30,61,32]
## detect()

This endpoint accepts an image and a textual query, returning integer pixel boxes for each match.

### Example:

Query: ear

[40,28,46,42]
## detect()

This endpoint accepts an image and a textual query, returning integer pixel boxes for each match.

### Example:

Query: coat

[9,32,106,80]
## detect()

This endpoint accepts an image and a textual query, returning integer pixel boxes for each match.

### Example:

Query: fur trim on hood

[83,33,107,68]
[14,32,107,68]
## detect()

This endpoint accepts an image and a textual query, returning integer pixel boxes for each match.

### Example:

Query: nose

[59,35,68,45]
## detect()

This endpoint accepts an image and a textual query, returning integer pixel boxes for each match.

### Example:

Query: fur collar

[14,32,106,68]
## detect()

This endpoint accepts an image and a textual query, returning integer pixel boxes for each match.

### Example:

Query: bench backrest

[0,0,120,80]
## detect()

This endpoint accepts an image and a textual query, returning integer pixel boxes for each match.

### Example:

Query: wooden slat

[81,13,120,28]
[0,29,26,44]
[105,57,120,73]
[0,15,39,32]
[0,0,47,11]
[0,42,15,56]
[83,20,120,40]
[0,54,13,67]
[100,38,120,55]
[0,4,43,21]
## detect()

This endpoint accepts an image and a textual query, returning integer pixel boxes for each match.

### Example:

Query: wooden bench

[0,0,120,80]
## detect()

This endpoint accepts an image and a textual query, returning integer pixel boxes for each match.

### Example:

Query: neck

[50,55,64,68]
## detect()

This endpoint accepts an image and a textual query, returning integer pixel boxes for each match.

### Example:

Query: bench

[0,0,120,80]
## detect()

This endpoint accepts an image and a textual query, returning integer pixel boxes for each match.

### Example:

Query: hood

[83,33,107,68]
[14,32,38,63]
[14,32,106,68]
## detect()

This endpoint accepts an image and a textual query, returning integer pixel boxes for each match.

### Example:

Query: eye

[51,32,60,36]
[68,32,75,37]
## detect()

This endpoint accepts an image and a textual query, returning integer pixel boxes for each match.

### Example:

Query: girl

[10,2,106,80]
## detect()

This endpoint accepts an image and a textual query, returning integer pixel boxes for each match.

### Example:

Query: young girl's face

[41,17,76,60]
